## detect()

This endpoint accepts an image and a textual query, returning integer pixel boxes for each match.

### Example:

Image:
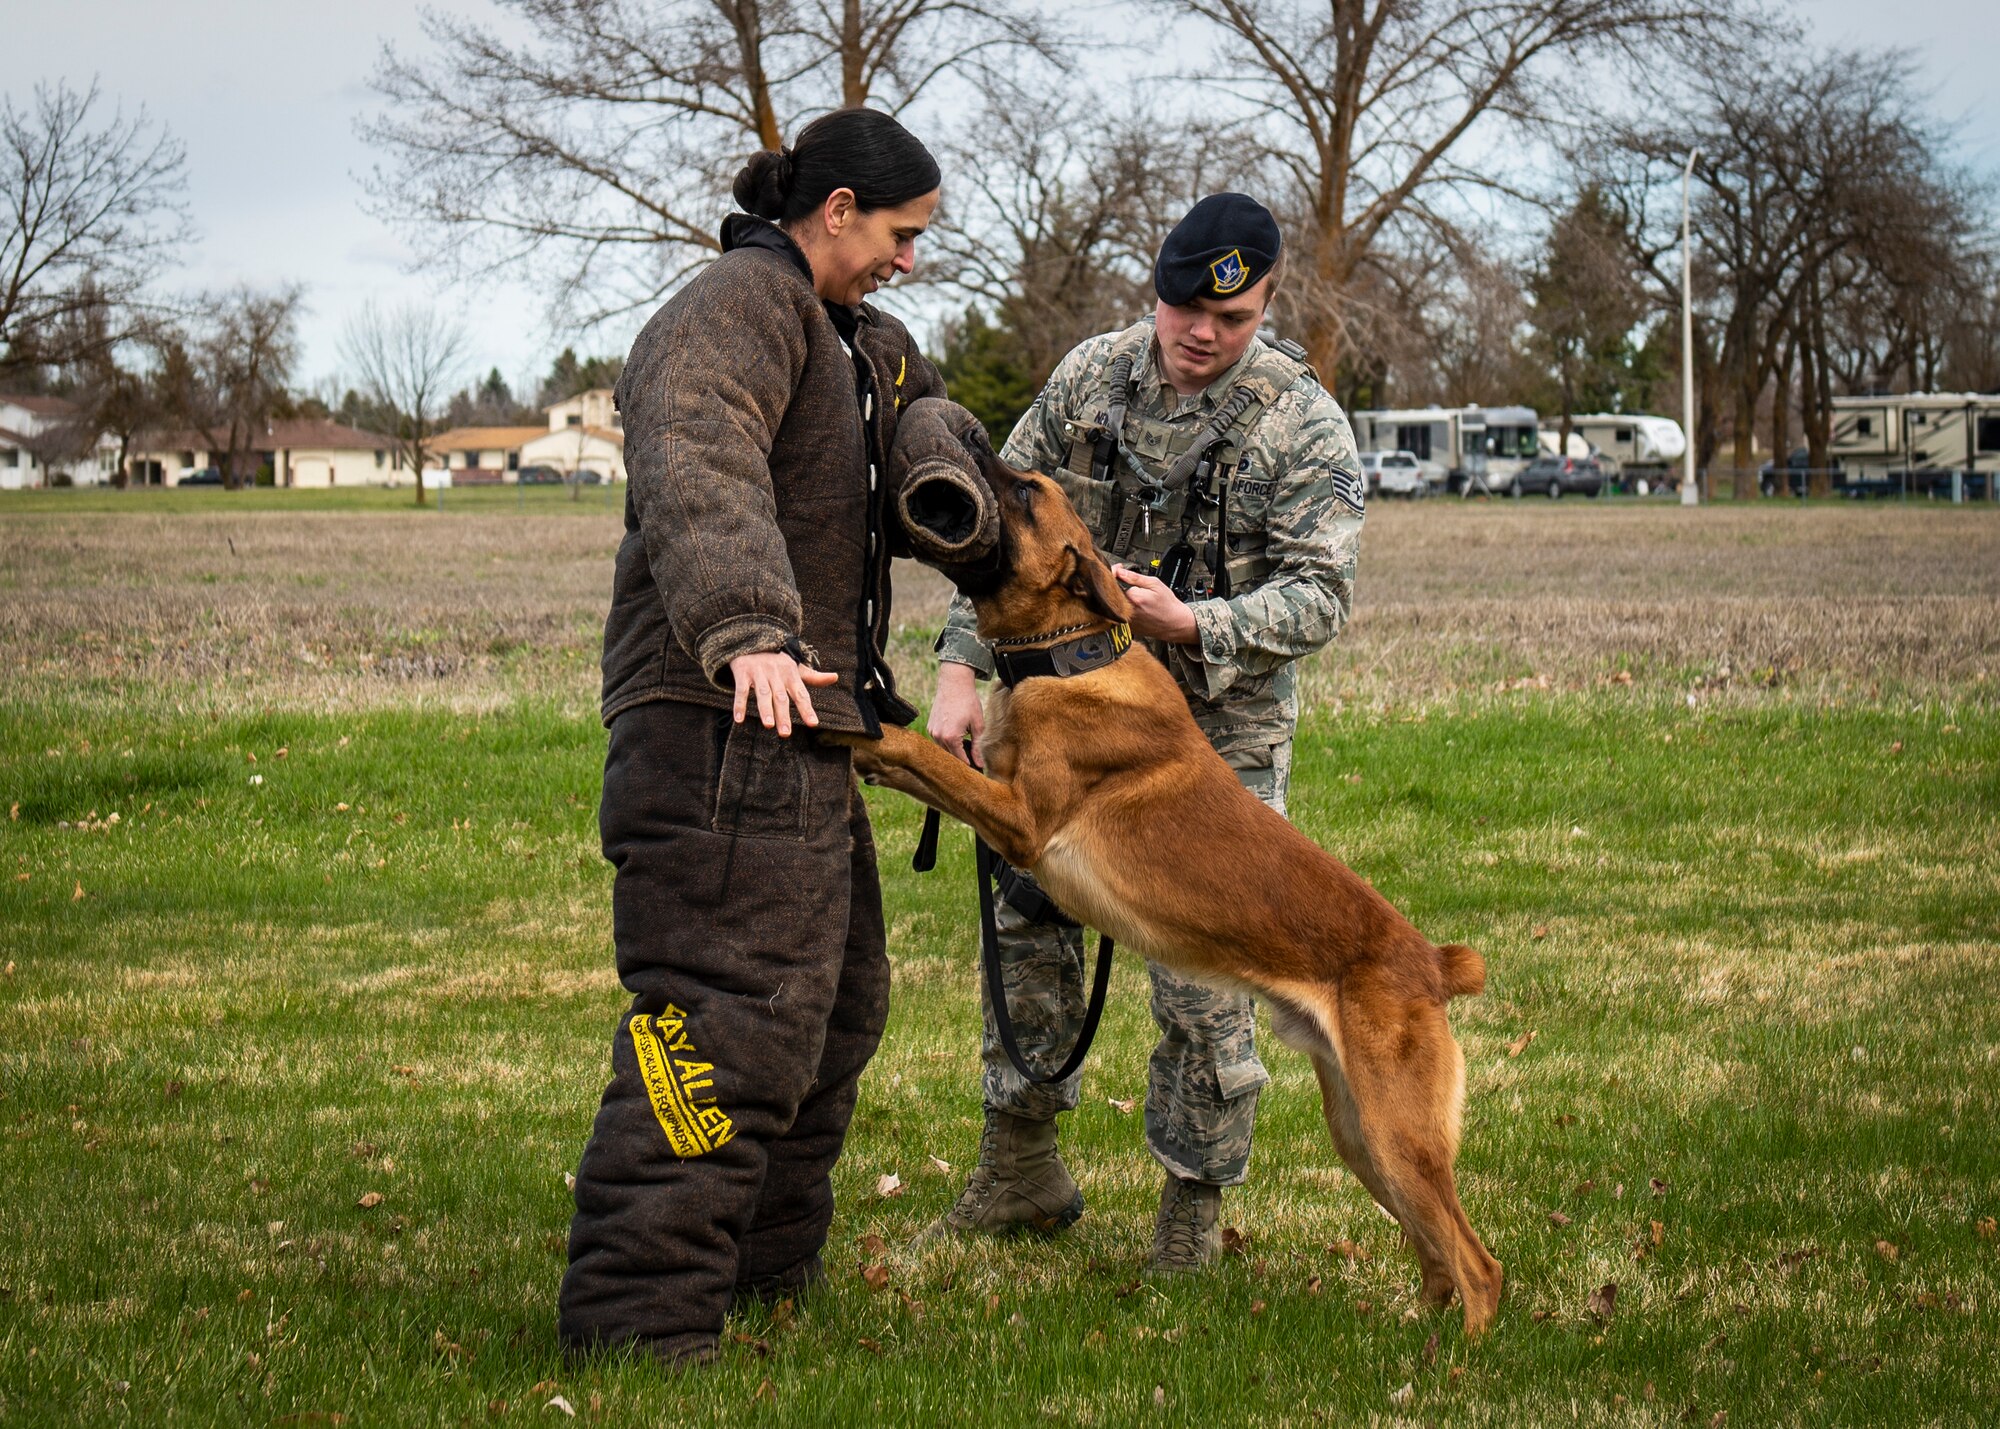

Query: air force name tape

[1155,194,1281,305]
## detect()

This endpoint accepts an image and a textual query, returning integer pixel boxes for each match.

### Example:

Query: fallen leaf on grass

[897,1290,924,1318]
[1552,1113,1577,1128]
[1651,1220,1665,1247]
[1327,1239,1371,1262]
[1114,1279,1143,1300]
[1355,1300,1373,1315]
[73,882,85,902]
[859,1263,890,1292]
[751,1378,775,1402]
[1548,1211,1571,1227]
[1249,1300,1266,1315]
[1389,1382,1414,1406]
[1575,1179,1596,1196]
[1448,1366,1466,1385]
[1650,1177,1669,1197]
[857,1337,882,1355]
[986,1294,1000,1316]
[1422,1332,1439,1366]
[730,1332,772,1357]
[1875,1239,1898,1262]
[1586,1282,1618,1320]
[1220,1226,1250,1256]
[1976,1217,1996,1240]
[1531,925,1548,940]
[857,1233,889,1258]
[768,1299,794,1332]
[1776,1248,1816,1274]
[1506,1030,1537,1057]
[1153,1386,1166,1408]
[875,1172,903,1198]
[1107,1097,1135,1114]
[927,1155,952,1175]
[357,1192,384,1209]
[545,1395,576,1418]
[1306,1276,1323,1295]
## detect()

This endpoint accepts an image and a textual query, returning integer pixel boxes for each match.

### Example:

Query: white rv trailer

[1568,414,1687,479]
[1349,405,1540,492]
[1829,394,2000,496]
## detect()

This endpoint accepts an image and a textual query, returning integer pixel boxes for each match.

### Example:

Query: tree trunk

[1772,333,1794,488]
[841,0,866,107]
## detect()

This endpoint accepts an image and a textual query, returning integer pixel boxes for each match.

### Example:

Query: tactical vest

[1053,321,1313,601]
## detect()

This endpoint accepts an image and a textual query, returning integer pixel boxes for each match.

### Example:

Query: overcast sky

[9,1,1995,400]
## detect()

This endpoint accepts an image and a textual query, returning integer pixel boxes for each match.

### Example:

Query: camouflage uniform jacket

[935,317,1364,754]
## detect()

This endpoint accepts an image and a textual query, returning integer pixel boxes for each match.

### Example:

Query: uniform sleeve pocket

[712,718,810,840]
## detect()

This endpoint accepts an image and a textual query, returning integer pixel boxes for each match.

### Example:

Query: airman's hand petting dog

[834,448,1503,1337]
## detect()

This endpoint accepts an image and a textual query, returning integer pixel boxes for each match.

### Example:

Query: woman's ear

[1065,545,1130,623]
[823,187,856,235]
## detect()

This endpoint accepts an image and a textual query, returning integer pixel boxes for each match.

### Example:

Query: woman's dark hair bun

[732,109,939,229]
[732,148,794,221]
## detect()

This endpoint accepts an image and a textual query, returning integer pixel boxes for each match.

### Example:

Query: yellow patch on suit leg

[631,1006,736,1157]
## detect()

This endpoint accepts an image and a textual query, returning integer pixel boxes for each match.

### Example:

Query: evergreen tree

[933,307,1037,450]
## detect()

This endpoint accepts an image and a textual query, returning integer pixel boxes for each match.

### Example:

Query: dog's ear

[1065,544,1130,623]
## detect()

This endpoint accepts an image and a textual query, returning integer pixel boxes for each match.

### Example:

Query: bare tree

[362,0,1058,328]
[157,286,305,490]
[1154,0,1741,376]
[1597,50,1977,496]
[1,79,192,379]
[340,300,469,507]
[929,88,1246,385]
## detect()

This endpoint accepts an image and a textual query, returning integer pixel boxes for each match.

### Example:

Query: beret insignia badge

[1208,248,1248,294]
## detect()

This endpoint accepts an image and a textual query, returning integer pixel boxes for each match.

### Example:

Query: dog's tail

[1437,943,1486,999]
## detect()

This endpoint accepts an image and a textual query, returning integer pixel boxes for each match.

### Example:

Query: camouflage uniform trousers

[979,740,1292,1186]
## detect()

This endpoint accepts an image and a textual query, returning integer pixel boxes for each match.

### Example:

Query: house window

[566,414,582,427]
[180,451,195,467]
[2,448,16,468]
[1978,416,2000,453]
[1910,412,1927,427]
[1616,427,1633,443]
[1856,417,1873,437]
[507,452,519,470]
[375,450,385,468]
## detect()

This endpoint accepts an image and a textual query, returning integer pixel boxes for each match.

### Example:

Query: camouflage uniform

[934,316,1363,1185]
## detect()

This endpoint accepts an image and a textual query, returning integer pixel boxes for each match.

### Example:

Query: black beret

[1153,193,1282,305]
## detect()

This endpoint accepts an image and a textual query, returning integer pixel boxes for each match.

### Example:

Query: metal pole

[1681,148,1699,507]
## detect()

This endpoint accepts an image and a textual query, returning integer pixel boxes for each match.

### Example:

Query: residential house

[129,420,399,487]
[0,394,119,488]
[525,387,626,482]
[425,426,549,483]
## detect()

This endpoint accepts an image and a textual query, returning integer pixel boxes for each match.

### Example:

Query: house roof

[0,393,80,417]
[264,420,393,452]
[525,425,624,448]
[134,420,393,454]
[544,387,615,412]
[429,425,548,451]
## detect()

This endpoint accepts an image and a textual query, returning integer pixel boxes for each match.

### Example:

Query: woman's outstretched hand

[728,651,839,737]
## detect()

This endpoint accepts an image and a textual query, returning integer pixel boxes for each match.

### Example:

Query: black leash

[911,807,1115,1085]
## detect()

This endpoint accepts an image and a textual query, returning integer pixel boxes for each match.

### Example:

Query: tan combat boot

[915,1109,1083,1244]
[1150,1174,1222,1273]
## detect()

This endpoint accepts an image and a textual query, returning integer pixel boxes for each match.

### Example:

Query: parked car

[1517,453,1605,498]
[1360,449,1426,498]
[517,465,566,485]
[178,467,224,486]
[1758,448,1844,496]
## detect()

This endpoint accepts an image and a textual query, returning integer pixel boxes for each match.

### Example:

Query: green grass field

[4,688,1996,1425]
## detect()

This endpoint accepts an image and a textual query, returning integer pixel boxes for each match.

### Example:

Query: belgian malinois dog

[837,449,1502,1335]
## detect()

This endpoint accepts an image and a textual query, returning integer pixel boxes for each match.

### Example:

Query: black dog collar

[993,622,1133,688]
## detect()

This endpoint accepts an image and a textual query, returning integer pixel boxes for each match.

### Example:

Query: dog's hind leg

[1331,984,1503,1337]
[1271,993,1459,1303]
